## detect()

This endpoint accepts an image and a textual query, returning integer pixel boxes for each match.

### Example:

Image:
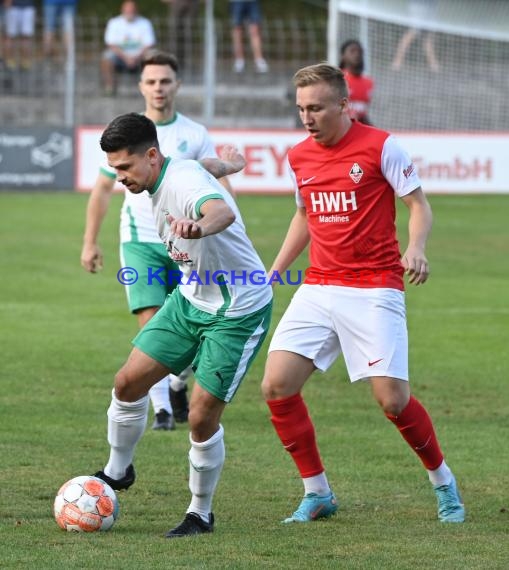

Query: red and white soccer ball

[54,475,119,532]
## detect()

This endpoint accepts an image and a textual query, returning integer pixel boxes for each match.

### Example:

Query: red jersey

[343,71,374,122]
[287,121,421,291]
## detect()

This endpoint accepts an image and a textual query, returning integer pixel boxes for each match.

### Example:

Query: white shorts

[5,7,36,38]
[269,284,408,382]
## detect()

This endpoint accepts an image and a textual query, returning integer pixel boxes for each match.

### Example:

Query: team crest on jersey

[349,163,363,184]
[178,140,188,153]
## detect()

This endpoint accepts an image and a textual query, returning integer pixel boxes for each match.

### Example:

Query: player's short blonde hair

[293,63,348,99]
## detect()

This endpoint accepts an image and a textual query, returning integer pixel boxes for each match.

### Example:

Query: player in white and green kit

[81,51,234,429]
[101,102,220,317]
[93,112,272,538]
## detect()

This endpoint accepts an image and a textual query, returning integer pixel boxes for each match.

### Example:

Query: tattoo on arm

[214,162,227,179]
[199,151,245,178]
[199,158,227,179]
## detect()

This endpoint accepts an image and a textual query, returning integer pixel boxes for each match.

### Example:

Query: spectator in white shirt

[101,0,156,96]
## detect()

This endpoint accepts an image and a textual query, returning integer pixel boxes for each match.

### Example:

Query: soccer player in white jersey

[261,63,465,524]
[81,51,234,430]
[93,112,272,537]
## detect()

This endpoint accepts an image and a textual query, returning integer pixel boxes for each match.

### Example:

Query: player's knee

[377,394,408,416]
[114,368,136,402]
[261,373,290,401]
[188,407,202,430]
[261,374,273,400]
[188,412,219,442]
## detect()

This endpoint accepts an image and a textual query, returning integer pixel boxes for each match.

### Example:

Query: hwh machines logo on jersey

[309,191,358,213]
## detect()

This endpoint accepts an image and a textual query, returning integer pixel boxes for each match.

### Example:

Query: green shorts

[120,241,180,313]
[133,289,272,402]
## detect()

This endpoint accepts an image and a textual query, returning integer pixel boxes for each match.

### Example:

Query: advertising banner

[0,128,74,190]
[76,127,509,194]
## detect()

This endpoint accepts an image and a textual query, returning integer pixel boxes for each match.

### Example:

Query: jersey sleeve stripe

[100,167,116,179]
[194,193,225,218]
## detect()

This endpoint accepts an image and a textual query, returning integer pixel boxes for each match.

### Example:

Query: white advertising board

[76,127,509,194]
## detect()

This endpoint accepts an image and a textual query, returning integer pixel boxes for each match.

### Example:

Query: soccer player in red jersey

[339,39,374,125]
[261,63,465,524]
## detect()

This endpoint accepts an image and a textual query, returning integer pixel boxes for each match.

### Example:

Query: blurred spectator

[339,39,374,125]
[42,0,78,58]
[229,0,268,73]
[391,0,440,72]
[4,0,36,70]
[101,0,156,96]
[161,0,199,73]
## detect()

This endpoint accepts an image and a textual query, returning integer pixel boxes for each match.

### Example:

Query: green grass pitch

[0,192,508,569]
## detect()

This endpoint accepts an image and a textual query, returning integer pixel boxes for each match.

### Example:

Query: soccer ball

[54,475,119,532]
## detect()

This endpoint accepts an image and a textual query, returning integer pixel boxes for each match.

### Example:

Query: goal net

[327,0,509,131]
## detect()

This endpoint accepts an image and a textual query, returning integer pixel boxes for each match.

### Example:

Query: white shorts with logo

[269,284,408,382]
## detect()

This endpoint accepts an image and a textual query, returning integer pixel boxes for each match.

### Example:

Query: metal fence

[0,15,327,128]
[1,13,508,130]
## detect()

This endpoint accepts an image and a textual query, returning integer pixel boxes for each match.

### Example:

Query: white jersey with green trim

[101,113,218,243]
[150,158,273,317]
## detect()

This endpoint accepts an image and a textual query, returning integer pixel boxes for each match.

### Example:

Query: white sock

[428,459,453,487]
[105,390,149,480]
[170,365,193,392]
[187,425,225,521]
[303,473,331,496]
[148,376,172,414]
[169,374,187,392]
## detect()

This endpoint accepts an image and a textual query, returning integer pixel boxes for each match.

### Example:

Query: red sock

[385,395,444,470]
[267,393,324,478]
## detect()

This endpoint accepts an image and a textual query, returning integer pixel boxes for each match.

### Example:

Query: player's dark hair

[339,39,364,74]
[141,49,179,75]
[100,113,159,155]
[293,63,348,99]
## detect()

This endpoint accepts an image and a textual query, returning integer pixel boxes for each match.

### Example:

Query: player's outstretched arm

[400,187,433,285]
[218,176,236,199]
[217,145,241,198]
[167,199,235,239]
[269,207,309,280]
[199,145,246,180]
[80,172,115,273]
